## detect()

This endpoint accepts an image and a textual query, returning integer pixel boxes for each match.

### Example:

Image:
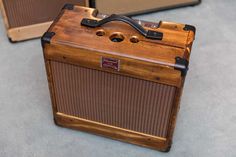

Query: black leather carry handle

[81,14,163,40]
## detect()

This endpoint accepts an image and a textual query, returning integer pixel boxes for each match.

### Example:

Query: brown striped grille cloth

[50,61,177,138]
[2,0,85,28]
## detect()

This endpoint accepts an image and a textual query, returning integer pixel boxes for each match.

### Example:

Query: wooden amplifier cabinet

[42,5,196,152]
[89,0,201,15]
[0,0,88,42]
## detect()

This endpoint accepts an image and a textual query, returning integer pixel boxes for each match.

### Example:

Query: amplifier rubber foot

[161,145,172,152]
[8,38,17,43]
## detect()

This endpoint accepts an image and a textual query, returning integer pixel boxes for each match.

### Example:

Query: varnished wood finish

[45,44,182,87]
[44,61,59,116]
[45,6,195,87]
[55,112,170,151]
[7,22,53,41]
[52,8,193,49]
[42,6,196,151]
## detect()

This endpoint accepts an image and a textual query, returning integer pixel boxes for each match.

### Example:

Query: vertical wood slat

[50,61,176,138]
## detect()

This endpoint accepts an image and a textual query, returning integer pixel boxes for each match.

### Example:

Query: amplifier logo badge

[101,57,120,71]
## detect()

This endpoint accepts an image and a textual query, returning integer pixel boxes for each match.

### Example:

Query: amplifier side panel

[50,61,177,138]
[92,0,200,15]
[0,0,9,28]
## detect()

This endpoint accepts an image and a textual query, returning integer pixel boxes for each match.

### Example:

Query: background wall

[0,0,236,156]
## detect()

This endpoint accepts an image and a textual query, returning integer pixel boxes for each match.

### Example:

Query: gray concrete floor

[0,0,236,156]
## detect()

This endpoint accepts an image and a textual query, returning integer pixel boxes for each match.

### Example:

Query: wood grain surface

[42,5,196,151]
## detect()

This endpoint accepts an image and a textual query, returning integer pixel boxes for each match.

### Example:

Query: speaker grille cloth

[2,0,85,28]
[50,61,176,138]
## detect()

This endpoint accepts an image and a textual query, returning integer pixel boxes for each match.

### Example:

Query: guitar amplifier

[0,0,88,42]
[89,0,201,15]
[41,5,196,151]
